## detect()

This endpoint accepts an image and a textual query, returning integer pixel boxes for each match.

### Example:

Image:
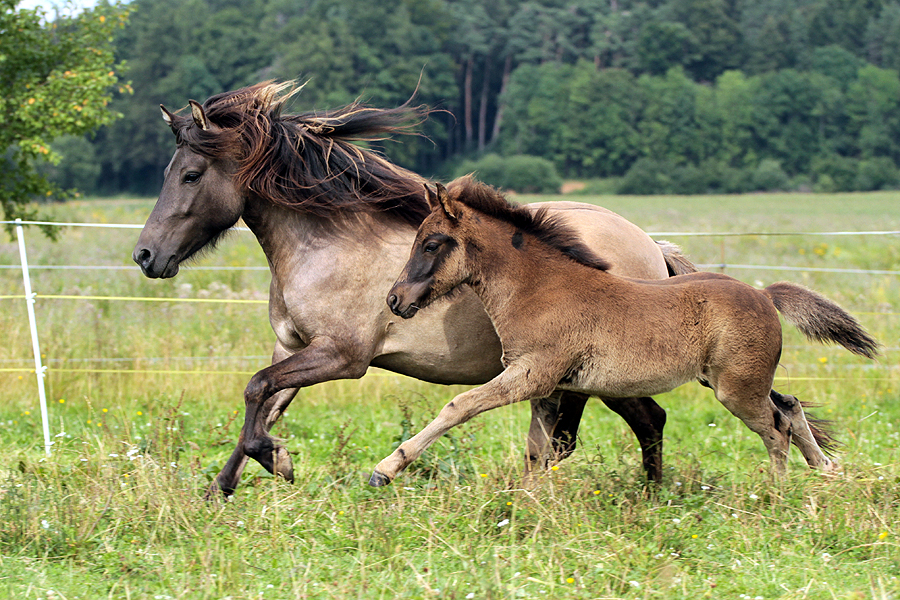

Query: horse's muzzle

[133,247,179,279]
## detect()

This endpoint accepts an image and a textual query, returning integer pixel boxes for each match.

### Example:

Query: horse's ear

[434,182,463,221]
[424,184,441,212]
[160,105,178,132]
[188,99,210,131]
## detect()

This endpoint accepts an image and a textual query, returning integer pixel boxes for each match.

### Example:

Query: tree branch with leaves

[0,0,131,234]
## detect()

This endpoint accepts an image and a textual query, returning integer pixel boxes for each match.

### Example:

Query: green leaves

[0,0,131,226]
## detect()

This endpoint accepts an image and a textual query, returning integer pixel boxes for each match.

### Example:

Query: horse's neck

[240,196,413,272]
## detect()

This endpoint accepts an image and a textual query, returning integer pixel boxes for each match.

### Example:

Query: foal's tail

[656,240,697,276]
[763,282,879,359]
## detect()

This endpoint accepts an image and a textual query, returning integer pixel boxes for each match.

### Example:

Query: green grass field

[0,192,897,599]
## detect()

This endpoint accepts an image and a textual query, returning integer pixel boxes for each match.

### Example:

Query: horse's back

[527,201,669,280]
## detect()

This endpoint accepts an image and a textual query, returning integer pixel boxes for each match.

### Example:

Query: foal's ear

[188,99,210,131]
[424,183,441,212]
[434,183,464,221]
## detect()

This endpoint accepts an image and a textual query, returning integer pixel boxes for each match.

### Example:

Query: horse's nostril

[135,248,152,266]
[387,294,398,310]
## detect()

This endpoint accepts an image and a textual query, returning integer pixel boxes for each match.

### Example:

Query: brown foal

[372,177,878,486]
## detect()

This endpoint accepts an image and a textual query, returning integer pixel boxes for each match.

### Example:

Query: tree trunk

[478,57,492,152]
[464,55,474,148]
[490,54,512,145]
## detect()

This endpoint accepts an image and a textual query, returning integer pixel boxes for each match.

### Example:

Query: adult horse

[132,81,693,497]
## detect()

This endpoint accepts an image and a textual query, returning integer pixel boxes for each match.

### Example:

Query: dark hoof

[203,480,233,502]
[368,471,392,487]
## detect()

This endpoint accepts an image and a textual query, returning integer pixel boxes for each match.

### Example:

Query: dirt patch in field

[561,181,586,194]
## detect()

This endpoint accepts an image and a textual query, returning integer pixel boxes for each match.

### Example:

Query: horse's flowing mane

[446,176,611,271]
[168,81,432,225]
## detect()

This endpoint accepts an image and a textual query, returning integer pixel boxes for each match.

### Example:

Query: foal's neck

[465,219,597,321]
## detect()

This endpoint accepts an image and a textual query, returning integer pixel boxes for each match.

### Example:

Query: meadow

[0,191,897,600]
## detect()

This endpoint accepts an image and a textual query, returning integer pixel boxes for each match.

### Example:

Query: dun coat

[375,178,879,485]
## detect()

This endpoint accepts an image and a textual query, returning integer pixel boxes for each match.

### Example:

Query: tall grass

[0,193,897,599]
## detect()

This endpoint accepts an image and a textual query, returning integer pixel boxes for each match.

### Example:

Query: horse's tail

[763,282,879,359]
[656,240,697,276]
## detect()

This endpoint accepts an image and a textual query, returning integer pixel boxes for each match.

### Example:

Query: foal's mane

[168,81,432,226]
[446,176,611,271]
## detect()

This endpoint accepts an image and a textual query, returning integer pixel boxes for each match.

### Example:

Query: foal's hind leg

[770,390,837,471]
[525,392,589,474]
[713,377,793,474]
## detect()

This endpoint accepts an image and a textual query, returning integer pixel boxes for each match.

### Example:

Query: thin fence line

[33,294,267,304]
[3,219,898,237]
[0,265,268,271]
[0,220,251,232]
[650,230,900,237]
[696,263,900,276]
[0,355,271,364]
[2,366,894,381]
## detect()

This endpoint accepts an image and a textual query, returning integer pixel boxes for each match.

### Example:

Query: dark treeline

[59,0,900,195]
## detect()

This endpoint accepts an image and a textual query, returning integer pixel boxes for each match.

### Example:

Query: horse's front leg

[370,363,556,486]
[207,386,299,499]
[208,335,370,498]
[524,391,589,474]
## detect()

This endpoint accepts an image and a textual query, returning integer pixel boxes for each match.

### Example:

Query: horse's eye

[423,242,440,254]
[183,171,201,184]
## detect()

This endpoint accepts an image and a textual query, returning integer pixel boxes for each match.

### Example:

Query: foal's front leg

[370,364,556,486]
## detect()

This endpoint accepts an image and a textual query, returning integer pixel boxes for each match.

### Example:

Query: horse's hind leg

[525,392,588,474]
[599,396,667,482]
[770,390,837,471]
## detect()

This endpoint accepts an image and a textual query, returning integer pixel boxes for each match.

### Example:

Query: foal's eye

[423,241,440,254]
[183,171,202,184]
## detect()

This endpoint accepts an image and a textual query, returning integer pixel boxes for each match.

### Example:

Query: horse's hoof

[368,471,392,487]
[821,457,842,474]
[274,447,295,484]
[203,480,233,502]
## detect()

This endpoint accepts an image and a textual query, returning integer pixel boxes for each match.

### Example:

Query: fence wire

[3,219,897,384]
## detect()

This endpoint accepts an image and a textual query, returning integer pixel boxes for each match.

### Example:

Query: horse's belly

[372,290,506,386]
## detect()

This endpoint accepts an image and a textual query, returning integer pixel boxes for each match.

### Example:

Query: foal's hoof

[368,471,392,487]
[821,457,842,474]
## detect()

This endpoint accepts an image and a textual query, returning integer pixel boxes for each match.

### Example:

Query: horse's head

[387,183,471,319]
[133,101,244,278]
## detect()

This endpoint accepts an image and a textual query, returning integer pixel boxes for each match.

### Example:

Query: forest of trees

[39,0,900,194]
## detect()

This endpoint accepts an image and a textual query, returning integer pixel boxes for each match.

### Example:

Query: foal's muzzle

[387,293,419,319]
[387,280,432,319]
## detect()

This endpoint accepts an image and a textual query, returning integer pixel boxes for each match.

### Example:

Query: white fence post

[15,219,52,456]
